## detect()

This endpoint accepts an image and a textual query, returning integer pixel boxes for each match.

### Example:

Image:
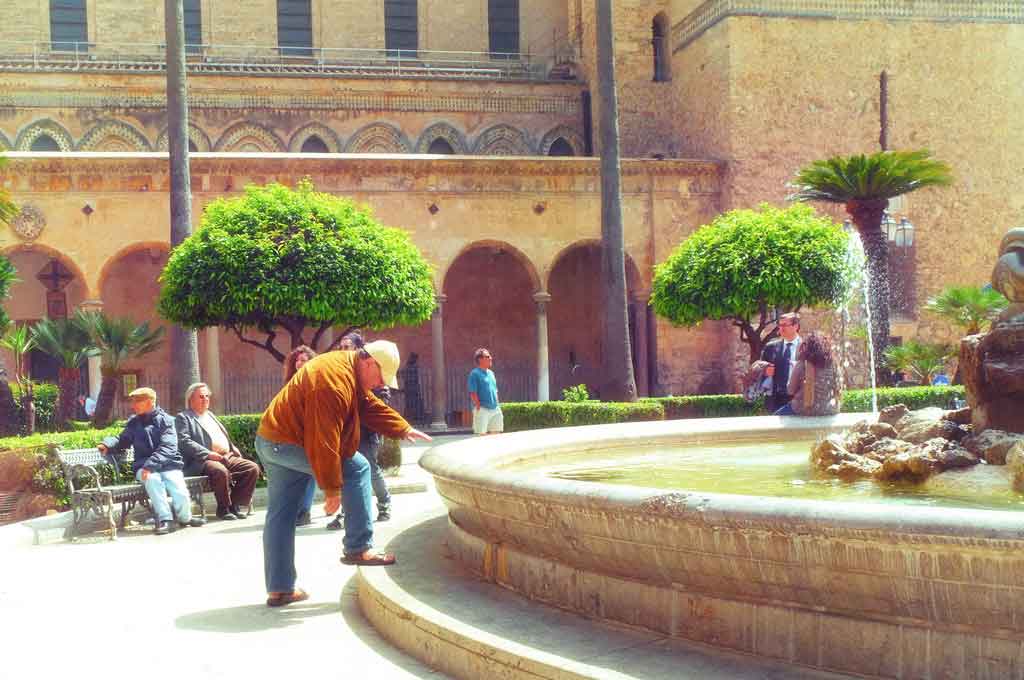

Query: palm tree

[30,317,98,429]
[883,340,954,385]
[0,325,36,434]
[594,0,637,401]
[0,255,18,434]
[790,150,952,384]
[924,285,1007,336]
[78,311,165,427]
[0,155,17,225]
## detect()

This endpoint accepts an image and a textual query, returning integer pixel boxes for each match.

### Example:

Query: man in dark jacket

[760,313,803,414]
[97,387,206,535]
[177,382,260,521]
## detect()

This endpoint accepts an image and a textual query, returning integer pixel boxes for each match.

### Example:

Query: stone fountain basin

[420,414,1024,679]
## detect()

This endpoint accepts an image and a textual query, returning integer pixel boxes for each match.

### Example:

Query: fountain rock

[1008,442,1024,492]
[961,227,1024,433]
[874,438,978,482]
[961,429,1024,464]
[894,407,970,444]
[877,404,908,427]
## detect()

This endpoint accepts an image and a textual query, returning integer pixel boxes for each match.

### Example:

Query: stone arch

[96,241,171,297]
[344,123,412,154]
[156,123,212,152]
[288,123,342,153]
[544,240,644,399]
[15,119,74,151]
[214,121,287,152]
[441,239,541,293]
[415,122,467,154]
[77,120,152,151]
[539,126,585,157]
[472,124,532,156]
[441,240,542,407]
[0,130,11,151]
[1,244,91,321]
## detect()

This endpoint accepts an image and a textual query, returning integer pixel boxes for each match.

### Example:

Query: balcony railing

[0,40,577,81]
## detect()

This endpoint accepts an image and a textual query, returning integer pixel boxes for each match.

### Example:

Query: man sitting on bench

[97,387,206,535]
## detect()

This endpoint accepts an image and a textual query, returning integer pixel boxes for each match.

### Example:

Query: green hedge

[502,401,664,432]
[8,382,59,433]
[840,385,965,412]
[643,395,763,419]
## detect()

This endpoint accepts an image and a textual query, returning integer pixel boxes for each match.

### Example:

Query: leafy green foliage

[10,382,58,433]
[502,401,664,432]
[30,317,96,369]
[377,437,403,471]
[642,395,762,419]
[0,155,17,226]
[651,204,852,359]
[924,285,1008,336]
[158,181,436,359]
[0,255,16,335]
[561,384,590,402]
[789,150,953,203]
[840,385,965,412]
[77,311,165,372]
[883,341,955,385]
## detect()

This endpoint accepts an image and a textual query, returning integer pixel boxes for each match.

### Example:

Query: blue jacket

[109,407,184,474]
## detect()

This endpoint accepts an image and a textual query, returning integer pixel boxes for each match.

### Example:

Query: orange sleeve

[303,387,349,493]
[361,390,412,440]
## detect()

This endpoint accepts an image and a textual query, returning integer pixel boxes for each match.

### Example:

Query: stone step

[357,505,854,680]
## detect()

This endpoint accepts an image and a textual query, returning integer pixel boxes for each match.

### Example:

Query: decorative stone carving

[77,120,152,151]
[415,123,468,154]
[214,122,286,152]
[344,123,411,154]
[10,204,45,240]
[472,124,532,156]
[288,123,341,153]
[14,119,74,151]
[539,125,585,156]
[156,124,212,152]
[992,227,1024,325]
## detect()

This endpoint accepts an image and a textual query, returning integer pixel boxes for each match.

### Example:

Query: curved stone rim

[420,414,1024,541]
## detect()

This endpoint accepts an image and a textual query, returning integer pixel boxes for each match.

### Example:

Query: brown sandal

[341,551,396,566]
[266,588,310,607]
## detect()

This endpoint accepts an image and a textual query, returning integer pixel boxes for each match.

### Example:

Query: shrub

[841,385,965,412]
[10,382,59,433]
[502,401,664,432]
[562,384,590,402]
[644,395,761,419]
[377,437,402,471]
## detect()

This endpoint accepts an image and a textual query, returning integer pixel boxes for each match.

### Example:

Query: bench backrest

[57,447,134,491]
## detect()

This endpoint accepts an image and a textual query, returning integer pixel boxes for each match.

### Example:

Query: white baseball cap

[363,340,401,389]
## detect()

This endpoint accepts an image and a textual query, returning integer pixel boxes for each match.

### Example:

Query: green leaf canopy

[158,182,436,357]
[651,204,852,360]
[788,149,952,204]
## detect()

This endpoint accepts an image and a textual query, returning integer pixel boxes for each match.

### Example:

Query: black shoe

[154,520,173,535]
[229,504,245,518]
[326,514,343,531]
[376,508,391,522]
[180,517,206,528]
[217,507,239,521]
[296,510,312,527]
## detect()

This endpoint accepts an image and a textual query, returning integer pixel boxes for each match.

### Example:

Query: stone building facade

[1,0,1021,422]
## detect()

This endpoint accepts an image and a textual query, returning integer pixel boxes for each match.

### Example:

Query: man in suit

[761,312,802,414]
[176,382,260,520]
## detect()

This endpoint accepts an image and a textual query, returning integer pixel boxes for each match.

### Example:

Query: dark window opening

[548,138,574,156]
[385,0,418,57]
[31,135,61,152]
[652,13,671,82]
[427,138,455,154]
[184,0,202,54]
[488,0,519,57]
[278,0,313,57]
[300,136,329,153]
[50,0,87,52]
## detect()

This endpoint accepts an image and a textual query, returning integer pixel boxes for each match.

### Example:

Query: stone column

[534,291,552,402]
[79,300,104,399]
[203,327,223,401]
[430,294,448,431]
[633,292,650,397]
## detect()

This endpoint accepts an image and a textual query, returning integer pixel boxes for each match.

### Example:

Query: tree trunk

[92,371,120,429]
[165,0,200,413]
[56,366,81,428]
[22,388,35,435]
[595,0,637,402]
[0,367,18,435]
[848,198,892,386]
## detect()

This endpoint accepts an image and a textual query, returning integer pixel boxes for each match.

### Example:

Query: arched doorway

[547,243,642,399]
[442,243,539,422]
[547,137,574,156]
[300,135,329,153]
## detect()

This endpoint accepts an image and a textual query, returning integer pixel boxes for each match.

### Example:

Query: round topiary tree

[651,203,854,362]
[158,181,436,362]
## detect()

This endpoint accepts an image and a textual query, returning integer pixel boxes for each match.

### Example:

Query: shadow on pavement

[175,601,338,633]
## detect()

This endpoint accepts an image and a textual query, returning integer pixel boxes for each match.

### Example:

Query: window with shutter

[278,0,313,57]
[385,0,418,57]
[488,0,519,57]
[49,0,87,52]
[184,0,202,54]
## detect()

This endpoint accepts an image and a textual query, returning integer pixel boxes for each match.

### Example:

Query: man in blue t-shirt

[467,348,503,435]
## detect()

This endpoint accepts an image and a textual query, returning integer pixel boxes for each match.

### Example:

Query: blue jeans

[256,435,374,593]
[774,402,795,416]
[360,437,391,511]
[135,468,192,523]
[299,478,316,516]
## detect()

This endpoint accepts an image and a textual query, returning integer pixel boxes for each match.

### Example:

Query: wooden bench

[57,448,210,541]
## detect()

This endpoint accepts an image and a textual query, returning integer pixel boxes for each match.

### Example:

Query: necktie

[777,343,792,393]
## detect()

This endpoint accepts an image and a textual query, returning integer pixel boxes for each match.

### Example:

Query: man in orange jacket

[256,340,431,607]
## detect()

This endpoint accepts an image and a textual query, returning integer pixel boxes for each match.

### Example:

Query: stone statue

[992,227,1024,325]
[961,227,1024,433]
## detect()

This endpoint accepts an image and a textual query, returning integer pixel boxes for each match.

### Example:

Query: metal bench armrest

[67,463,104,493]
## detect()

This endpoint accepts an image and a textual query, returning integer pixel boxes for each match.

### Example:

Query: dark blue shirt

[109,407,184,473]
